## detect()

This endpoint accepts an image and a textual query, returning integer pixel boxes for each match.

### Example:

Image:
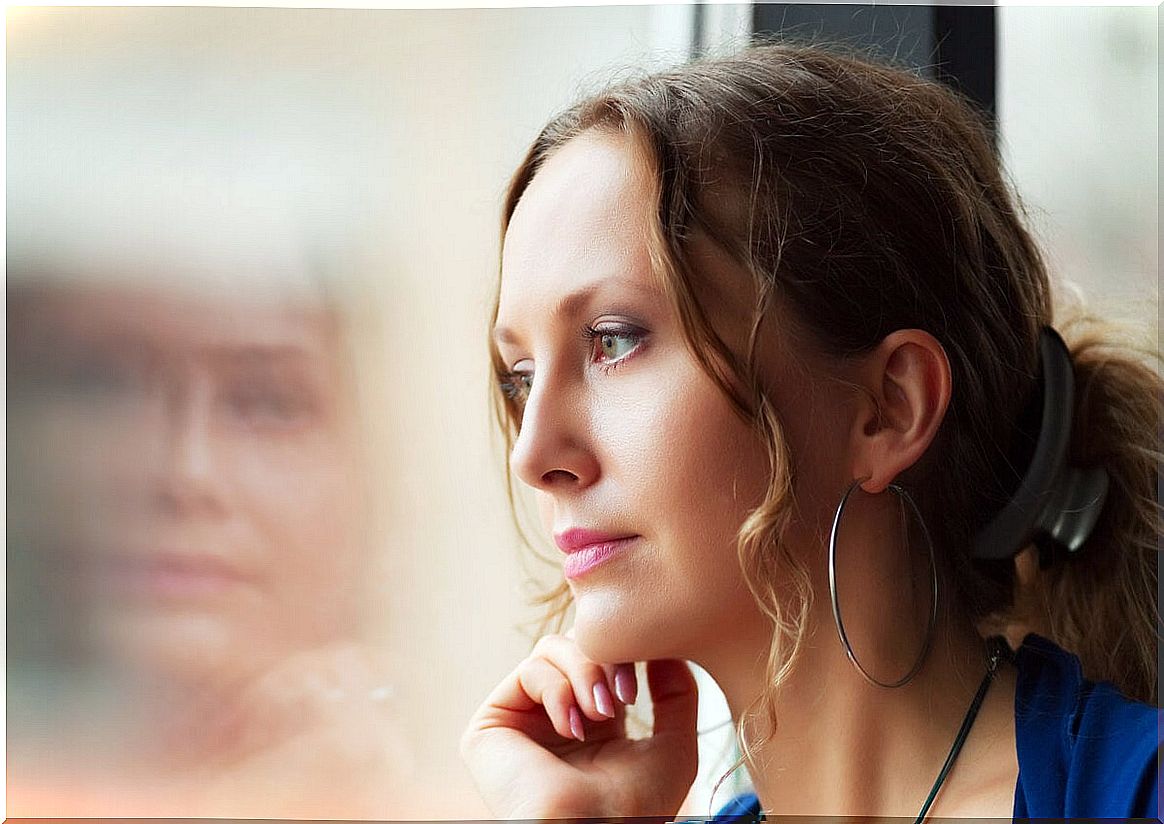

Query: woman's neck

[703,615,1019,818]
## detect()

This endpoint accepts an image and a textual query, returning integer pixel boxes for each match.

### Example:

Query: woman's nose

[509,373,600,494]
[152,378,228,518]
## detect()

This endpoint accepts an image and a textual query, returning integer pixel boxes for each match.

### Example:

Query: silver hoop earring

[828,478,939,688]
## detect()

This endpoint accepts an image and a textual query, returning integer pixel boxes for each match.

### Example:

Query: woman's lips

[89,553,253,601]
[554,529,639,580]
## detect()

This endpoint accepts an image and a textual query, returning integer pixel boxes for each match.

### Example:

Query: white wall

[998,6,1158,333]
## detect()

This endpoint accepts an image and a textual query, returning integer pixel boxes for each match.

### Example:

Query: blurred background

[6,3,1158,819]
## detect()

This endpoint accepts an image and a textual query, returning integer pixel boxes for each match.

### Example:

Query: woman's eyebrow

[492,324,522,348]
[202,344,315,368]
[492,279,663,347]
[492,284,604,348]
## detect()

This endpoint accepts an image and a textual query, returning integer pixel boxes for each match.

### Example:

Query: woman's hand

[461,633,699,818]
[180,642,417,818]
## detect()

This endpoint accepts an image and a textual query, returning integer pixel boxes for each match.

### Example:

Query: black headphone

[971,327,1109,563]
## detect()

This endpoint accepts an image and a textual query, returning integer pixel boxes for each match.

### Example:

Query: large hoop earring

[828,478,939,688]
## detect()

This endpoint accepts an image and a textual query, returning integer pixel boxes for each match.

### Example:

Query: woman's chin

[571,591,674,665]
[84,609,267,686]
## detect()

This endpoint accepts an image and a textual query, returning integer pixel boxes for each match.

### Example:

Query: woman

[7,278,417,818]
[462,45,1161,818]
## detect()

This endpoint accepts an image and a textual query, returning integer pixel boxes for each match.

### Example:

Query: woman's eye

[62,359,139,397]
[587,324,645,366]
[226,390,297,420]
[499,371,533,404]
[598,332,636,361]
[220,379,318,429]
[46,349,149,402]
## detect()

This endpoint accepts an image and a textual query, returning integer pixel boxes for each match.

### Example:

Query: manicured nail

[593,681,615,718]
[614,664,638,704]
[568,705,586,741]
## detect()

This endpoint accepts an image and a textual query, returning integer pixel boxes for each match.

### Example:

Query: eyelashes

[496,322,648,406]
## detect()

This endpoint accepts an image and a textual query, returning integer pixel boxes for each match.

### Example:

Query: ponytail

[1015,311,1161,705]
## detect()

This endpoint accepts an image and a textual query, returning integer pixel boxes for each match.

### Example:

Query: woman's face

[10,284,369,685]
[493,132,792,666]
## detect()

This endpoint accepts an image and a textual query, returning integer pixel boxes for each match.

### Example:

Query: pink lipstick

[89,553,252,601]
[554,528,638,580]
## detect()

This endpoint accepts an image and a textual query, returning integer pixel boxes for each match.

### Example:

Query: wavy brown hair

[488,44,1162,736]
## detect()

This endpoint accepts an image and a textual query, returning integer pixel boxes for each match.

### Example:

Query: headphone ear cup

[1036,465,1110,555]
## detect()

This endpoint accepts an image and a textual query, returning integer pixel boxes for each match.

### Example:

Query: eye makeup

[495,314,654,406]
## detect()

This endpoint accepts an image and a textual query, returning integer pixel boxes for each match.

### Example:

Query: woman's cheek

[232,435,364,585]
[536,494,555,533]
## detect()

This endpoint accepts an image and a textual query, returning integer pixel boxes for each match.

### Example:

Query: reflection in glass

[8,278,419,817]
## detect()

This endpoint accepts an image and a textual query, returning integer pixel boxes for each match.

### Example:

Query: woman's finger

[613,662,638,705]
[645,659,698,741]
[513,654,585,740]
[531,635,620,722]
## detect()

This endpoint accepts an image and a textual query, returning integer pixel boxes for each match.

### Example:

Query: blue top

[714,634,1160,820]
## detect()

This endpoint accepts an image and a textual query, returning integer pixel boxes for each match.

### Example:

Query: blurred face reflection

[12,284,367,687]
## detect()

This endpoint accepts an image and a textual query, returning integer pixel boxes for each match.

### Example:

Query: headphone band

[971,326,1109,562]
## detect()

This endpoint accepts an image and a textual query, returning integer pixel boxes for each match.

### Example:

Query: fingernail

[614,664,637,704]
[593,681,615,718]
[568,705,585,741]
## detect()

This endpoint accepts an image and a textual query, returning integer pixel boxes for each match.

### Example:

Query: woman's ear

[849,329,952,494]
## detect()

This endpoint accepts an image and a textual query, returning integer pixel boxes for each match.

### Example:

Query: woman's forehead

[14,284,341,363]
[497,132,660,319]
[495,130,775,358]
[506,133,652,255]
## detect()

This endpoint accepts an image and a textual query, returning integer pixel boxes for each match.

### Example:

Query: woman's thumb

[646,659,698,739]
